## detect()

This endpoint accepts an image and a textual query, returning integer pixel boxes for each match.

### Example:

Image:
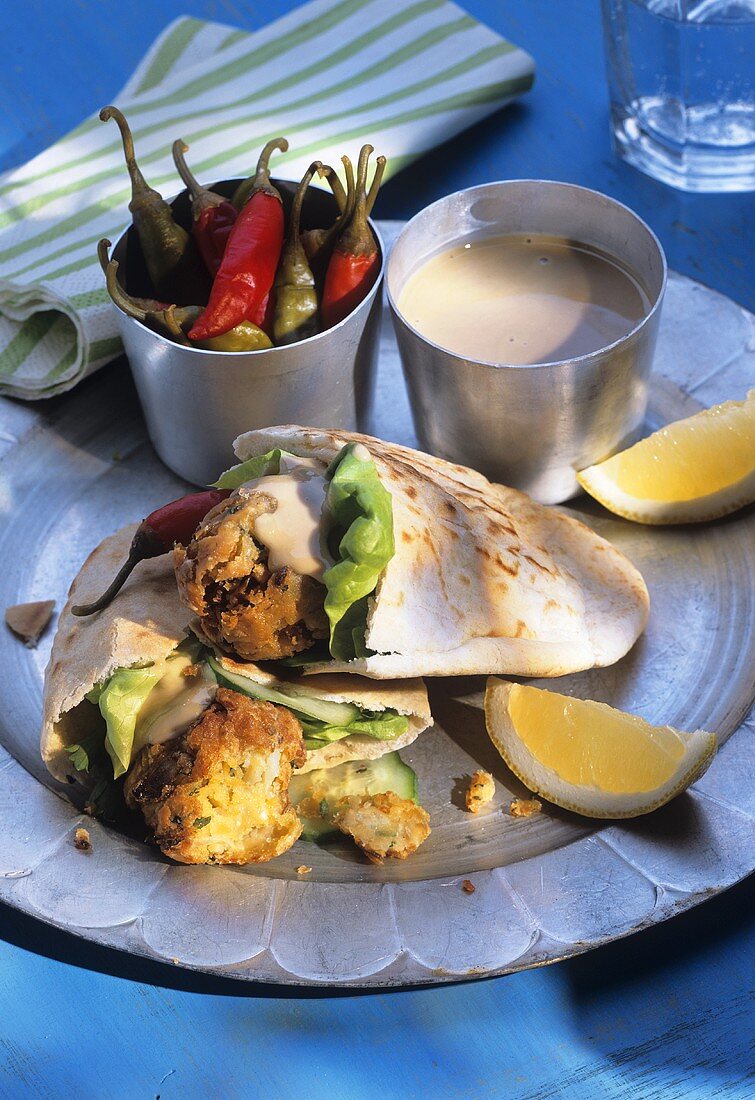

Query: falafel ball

[124,687,306,865]
[174,490,328,662]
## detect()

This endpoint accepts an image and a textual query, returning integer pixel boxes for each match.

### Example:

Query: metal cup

[112,179,383,487]
[387,180,666,503]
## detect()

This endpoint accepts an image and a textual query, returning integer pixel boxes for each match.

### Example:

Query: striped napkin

[0,0,534,400]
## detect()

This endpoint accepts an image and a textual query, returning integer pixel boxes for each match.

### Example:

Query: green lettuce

[98,664,164,778]
[212,448,287,490]
[322,443,394,661]
[299,710,409,751]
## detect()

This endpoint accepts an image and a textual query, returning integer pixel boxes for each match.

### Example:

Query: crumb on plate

[461,879,476,894]
[295,865,312,875]
[74,827,92,852]
[465,770,495,813]
[510,797,542,818]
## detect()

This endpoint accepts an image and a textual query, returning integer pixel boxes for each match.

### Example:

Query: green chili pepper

[272,163,320,346]
[231,137,290,211]
[192,321,273,352]
[99,106,210,305]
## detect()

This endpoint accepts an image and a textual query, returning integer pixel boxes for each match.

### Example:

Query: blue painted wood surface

[0,2,752,1096]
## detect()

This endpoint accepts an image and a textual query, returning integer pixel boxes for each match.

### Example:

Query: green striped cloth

[0,0,534,399]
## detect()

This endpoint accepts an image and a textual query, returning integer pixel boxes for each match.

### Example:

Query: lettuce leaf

[299,709,409,751]
[212,448,286,490]
[98,665,165,778]
[322,444,394,661]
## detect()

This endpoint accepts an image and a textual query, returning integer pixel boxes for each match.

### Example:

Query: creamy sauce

[242,453,330,579]
[134,655,217,749]
[398,234,650,366]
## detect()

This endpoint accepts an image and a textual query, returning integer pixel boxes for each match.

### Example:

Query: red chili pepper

[188,138,288,341]
[70,489,230,617]
[172,141,237,277]
[321,146,386,330]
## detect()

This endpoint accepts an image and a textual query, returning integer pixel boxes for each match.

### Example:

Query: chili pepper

[300,156,355,282]
[172,140,237,277]
[71,489,231,617]
[188,139,288,342]
[272,164,320,346]
[191,319,273,352]
[100,241,200,345]
[99,107,210,305]
[321,146,386,329]
[97,238,168,313]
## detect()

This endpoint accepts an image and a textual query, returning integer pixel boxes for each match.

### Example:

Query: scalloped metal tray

[0,231,752,986]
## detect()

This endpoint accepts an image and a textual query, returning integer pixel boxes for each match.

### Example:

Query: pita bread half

[42,525,431,783]
[231,426,650,679]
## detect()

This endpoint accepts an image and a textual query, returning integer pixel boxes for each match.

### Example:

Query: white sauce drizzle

[135,656,217,748]
[241,453,330,579]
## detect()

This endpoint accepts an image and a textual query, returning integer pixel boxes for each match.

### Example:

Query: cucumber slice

[289,752,418,841]
[208,656,360,727]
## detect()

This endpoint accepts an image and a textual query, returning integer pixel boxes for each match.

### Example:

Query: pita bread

[41,526,432,783]
[231,427,650,678]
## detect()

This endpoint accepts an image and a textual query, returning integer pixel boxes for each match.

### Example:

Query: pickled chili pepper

[230,136,288,211]
[188,139,288,342]
[99,107,210,305]
[96,237,168,313]
[272,164,319,346]
[191,319,272,352]
[300,156,355,281]
[172,140,237,277]
[321,146,386,328]
[100,244,200,345]
[71,490,231,617]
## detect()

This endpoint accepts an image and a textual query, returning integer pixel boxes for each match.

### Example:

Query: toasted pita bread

[41,525,431,783]
[230,427,650,678]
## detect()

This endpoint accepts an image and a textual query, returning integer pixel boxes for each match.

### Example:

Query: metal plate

[0,223,753,985]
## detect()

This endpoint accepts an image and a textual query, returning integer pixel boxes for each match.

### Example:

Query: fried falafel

[124,687,306,864]
[174,491,328,662]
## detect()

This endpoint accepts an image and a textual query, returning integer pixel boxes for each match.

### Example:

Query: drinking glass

[601,0,755,192]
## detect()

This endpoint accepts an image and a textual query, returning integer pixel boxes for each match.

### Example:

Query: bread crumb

[465,770,495,813]
[461,879,476,894]
[5,600,55,647]
[295,865,312,875]
[73,827,92,852]
[510,797,542,818]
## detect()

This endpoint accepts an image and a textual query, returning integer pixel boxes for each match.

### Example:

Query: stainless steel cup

[387,180,666,503]
[112,178,383,487]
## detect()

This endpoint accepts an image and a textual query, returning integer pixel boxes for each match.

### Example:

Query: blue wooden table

[0,2,752,1096]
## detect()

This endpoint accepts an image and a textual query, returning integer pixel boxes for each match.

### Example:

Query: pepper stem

[365,155,387,219]
[70,526,163,616]
[253,137,289,192]
[290,163,318,242]
[171,140,203,201]
[104,259,148,323]
[317,162,347,213]
[99,106,153,203]
[97,238,112,276]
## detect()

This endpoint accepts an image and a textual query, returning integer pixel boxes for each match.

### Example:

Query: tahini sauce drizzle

[242,453,331,579]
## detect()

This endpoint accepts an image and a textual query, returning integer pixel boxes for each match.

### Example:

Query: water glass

[601,0,755,192]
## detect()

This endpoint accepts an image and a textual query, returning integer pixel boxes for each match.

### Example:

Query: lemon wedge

[577,389,755,524]
[484,679,716,818]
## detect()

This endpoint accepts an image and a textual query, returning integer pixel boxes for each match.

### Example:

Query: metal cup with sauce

[386,180,666,504]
